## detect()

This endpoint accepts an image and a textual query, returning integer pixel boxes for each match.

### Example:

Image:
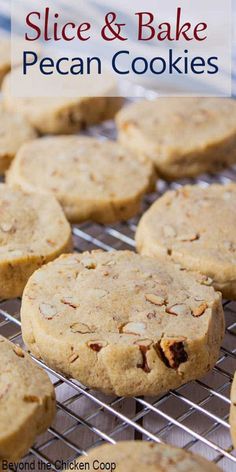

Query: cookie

[21,250,224,397]
[116,98,236,180]
[2,67,122,134]
[0,104,36,173]
[136,183,236,300]
[6,136,155,223]
[0,184,72,299]
[0,37,10,86]
[70,441,221,472]
[230,372,236,449]
[0,335,55,464]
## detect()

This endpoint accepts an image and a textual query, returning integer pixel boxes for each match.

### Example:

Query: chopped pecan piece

[122,322,146,335]
[137,345,151,373]
[134,339,153,348]
[88,341,107,352]
[61,297,79,309]
[39,303,57,319]
[0,222,15,233]
[23,395,40,403]
[70,322,91,334]
[81,258,97,269]
[145,294,166,306]
[200,275,213,286]
[166,304,190,316]
[46,239,56,246]
[147,311,157,320]
[13,345,25,358]
[194,295,205,302]
[177,232,200,242]
[69,353,79,364]
[158,338,188,369]
[192,302,208,317]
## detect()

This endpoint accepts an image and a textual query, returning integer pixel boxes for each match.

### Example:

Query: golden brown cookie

[0,104,36,173]
[0,184,72,299]
[0,336,55,464]
[69,441,221,471]
[21,250,224,397]
[136,183,236,300]
[2,67,122,134]
[7,136,155,223]
[116,98,236,180]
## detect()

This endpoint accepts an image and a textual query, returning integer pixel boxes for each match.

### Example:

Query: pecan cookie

[69,441,221,472]
[0,184,72,299]
[0,104,36,173]
[0,37,10,86]
[2,67,122,134]
[21,250,224,397]
[7,136,155,223]
[230,373,236,449]
[136,183,236,300]
[116,98,236,180]
[0,335,55,464]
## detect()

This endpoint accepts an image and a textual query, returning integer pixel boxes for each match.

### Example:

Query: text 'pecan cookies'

[0,336,55,464]
[7,136,155,224]
[116,98,236,180]
[69,441,221,472]
[21,250,224,397]
[0,104,36,174]
[230,373,236,449]
[2,67,122,134]
[0,184,72,299]
[136,183,236,300]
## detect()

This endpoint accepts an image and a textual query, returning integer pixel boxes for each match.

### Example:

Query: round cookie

[0,184,72,300]
[0,104,36,173]
[116,98,236,180]
[2,67,122,134]
[21,250,224,397]
[0,335,55,464]
[0,37,10,86]
[230,372,236,449]
[6,136,155,224]
[136,183,236,300]
[70,441,221,472]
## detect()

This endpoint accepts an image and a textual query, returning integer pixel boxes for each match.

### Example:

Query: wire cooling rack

[0,118,236,472]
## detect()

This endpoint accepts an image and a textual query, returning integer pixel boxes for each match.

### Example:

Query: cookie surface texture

[0,103,36,173]
[116,98,236,180]
[2,67,122,134]
[136,183,236,300]
[7,136,155,223]
[21,250,224,397]
[0,335,55,464]
[69,441,221,472]
[0,184,72,299]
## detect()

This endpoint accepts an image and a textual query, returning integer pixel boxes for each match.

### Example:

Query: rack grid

[0,119,236,471]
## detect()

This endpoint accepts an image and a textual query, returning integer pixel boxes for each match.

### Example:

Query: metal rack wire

[0,119,236,471]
